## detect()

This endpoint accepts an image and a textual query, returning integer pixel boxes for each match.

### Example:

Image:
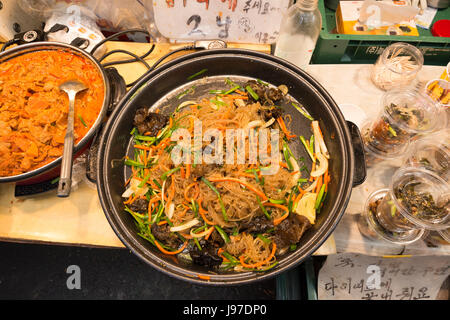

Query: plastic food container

[424,229,450,247]
[384,167,450,231]
[363,90,440,163]
[405,131,450,181]
[358,189,425,245]
[425,62,450,107]
[371,42,424,91]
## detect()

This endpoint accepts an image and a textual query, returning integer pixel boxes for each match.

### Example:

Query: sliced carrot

[315,175,323,194]
[154,240,188,255]
[277,117,296,140]
[279,161,289,169]
[184,182,199,202]
[123,194,139,205]
[273,212,289,226]
[186,163,191,179]
[197,274,211,281]
[264,203,289,226]
[134,144,152,151]
[198,199,216,225]
[204,226,215,240]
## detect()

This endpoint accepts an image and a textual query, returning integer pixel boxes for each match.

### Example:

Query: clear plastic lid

[405,131,450,181]
[382,89,440,136]
[359,189,425,245]
[438,228,450,243]
[390,167,450,230]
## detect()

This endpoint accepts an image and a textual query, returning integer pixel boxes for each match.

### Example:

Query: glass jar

[371,42,424,91]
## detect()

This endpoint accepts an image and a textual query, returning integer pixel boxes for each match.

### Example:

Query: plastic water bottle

[274,0,322,68]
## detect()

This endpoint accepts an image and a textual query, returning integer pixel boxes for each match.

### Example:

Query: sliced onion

[260,117,275,129]
[122,178,148,198]
[289,156,301,183]
[166,202,175,220]
[160,179,167,208]
[312,121,329,159]
[190,226,213,238]
[176,101,197,112]
[246,120,264,130]
[310,152,328,177]
[234,98,245,108]
[278,84,288,95]
[170,218,201,232]
[304,179,318,192]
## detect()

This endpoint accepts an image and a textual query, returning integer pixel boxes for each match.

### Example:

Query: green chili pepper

[152,179,162,189]
[193,238,202,251]
[161,167,180,181]
[245,85,259,100]
[209,89,226,94]
[269,198,285,204]
[124,159,145,168]
[292,102,314,121]
[300,135,315,162]
[214,225,230,244]
[138,171,152,188]
[315,184,326,210]
[282,141,293,170]
[224,85,240,94]
[78,114,88,128]
[187,68,208,80]
[210,99,227,108]
[256,234,271,244]
[221,251,239,264]
[134,135,157,142]
[201,177,228,222]
[257,196,271,219]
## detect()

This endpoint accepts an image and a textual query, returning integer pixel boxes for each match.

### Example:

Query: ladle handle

[57,91,76,197]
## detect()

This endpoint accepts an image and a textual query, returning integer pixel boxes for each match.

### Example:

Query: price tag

[153,0,290,43]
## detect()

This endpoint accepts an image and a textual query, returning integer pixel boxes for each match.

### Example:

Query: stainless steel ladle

[57,80,87,197]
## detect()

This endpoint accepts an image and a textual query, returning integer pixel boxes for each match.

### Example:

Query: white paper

[152,0,290,43]
[318,253,450,300]
[415,7,438,30]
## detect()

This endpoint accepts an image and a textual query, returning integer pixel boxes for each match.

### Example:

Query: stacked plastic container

[358,44,450,247]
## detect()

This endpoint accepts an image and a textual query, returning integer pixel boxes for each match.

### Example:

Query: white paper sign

[153,0,290,43]
[318,253,450,300]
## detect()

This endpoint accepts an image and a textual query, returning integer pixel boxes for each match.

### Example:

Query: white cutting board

[152,0,291,44]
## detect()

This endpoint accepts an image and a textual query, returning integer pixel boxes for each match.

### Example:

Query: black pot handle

[86,67,127,184]
[347,121,367,187]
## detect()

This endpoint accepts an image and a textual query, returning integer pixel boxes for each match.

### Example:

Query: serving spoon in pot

[57,80,87,198]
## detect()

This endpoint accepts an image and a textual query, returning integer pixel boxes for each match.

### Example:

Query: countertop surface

[0,41,448,257]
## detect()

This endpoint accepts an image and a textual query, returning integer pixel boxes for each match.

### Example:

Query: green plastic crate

[311,0,450,65]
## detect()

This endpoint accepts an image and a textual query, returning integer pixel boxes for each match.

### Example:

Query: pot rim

[97,48,354,285]
[0,41,110,183]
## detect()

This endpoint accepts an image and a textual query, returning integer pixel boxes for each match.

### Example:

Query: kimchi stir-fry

[0,50,104,176]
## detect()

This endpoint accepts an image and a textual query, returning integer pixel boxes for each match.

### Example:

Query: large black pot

[96,49,366,285]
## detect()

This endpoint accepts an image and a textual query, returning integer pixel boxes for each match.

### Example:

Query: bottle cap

[431,20,450,38]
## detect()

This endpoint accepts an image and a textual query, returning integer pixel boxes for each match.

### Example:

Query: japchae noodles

[122,78,331,272]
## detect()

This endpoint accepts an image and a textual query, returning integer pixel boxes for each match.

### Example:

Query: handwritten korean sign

[153,0,290,43]
[318,253,450,300]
